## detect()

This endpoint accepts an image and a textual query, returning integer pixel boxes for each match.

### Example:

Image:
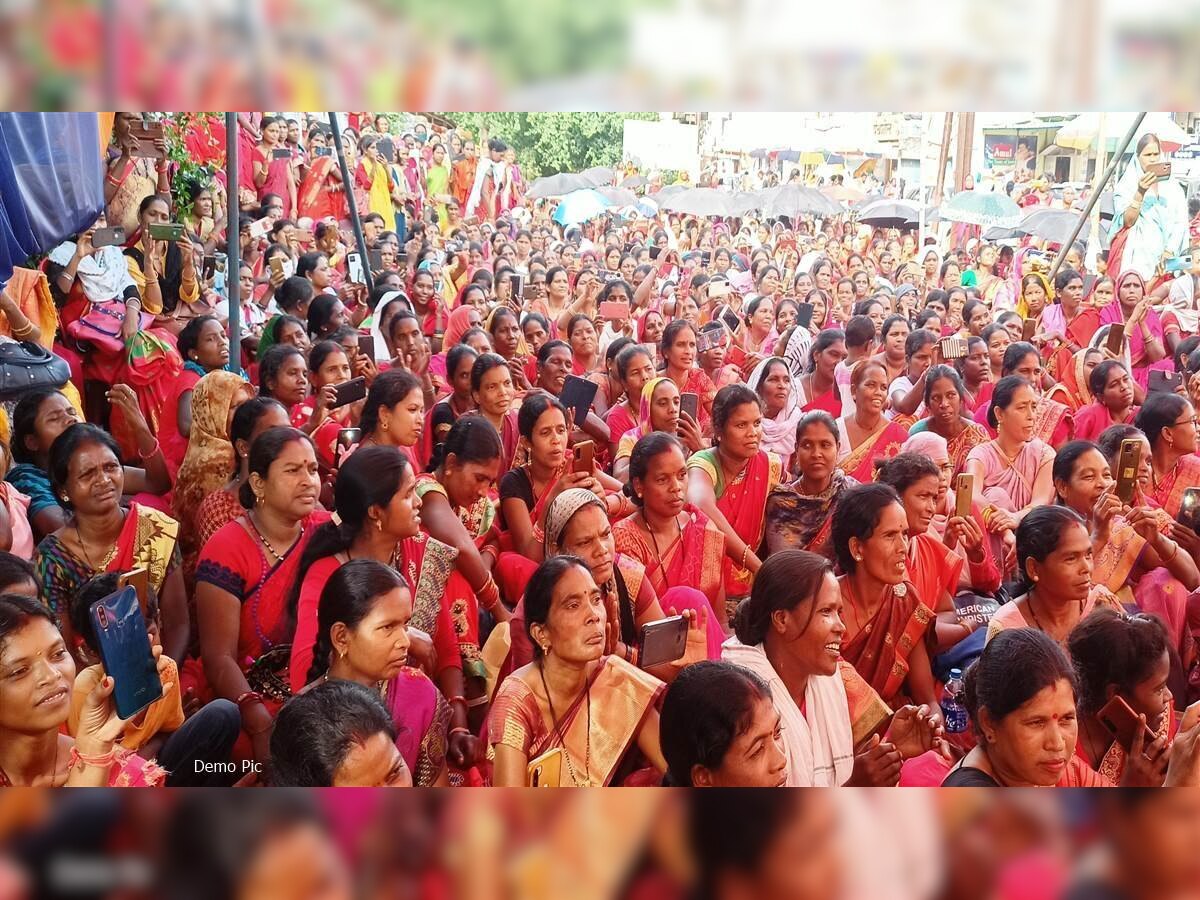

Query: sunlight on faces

[312,349,351,389]
[756,361,791,418]
[900,474,941,536]
[528,406,569,469]
[474,365,514,419]
[794,420,837,484]
[693,693,787,788]
[928,374,963,427]
[530,562,607,665]
[634,444,688,518]
[849,501,909,584]
[27,393,80,458]
[995,383,1038,442]
[538,346,572,395]
[378,387,425,448]
[64,441,124,516]
[980,679,1077,787]
[334,586,413,684]
[776,571,846,680]
[0,617,76,735]
[1026,521,1094,606]
[717,400,763,461]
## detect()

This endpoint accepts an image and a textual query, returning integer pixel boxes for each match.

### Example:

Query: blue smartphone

[89,586,162,720]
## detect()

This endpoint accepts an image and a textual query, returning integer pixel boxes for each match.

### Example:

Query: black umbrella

[857,199,919,228]
[527,173,594,199]
[619,174,648,189]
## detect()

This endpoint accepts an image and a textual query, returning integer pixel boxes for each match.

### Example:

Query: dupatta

[837,417,909,482]
[1099,271,1171,383]
[839,578,934,705]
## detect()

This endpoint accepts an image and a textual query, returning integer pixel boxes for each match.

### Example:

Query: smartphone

[147,222,185,242]
[648,246,662,260]
[269,256,285,279]
[1021,318,1038,342]
[367,249,385,273]
[1148,370,1183,394]
[680,392,699,422]
[314,146,334,158]
[377,138,395,161]
[700,251,712,267]
[331,376,368,409]
[560,375,599,426]
[295,229,315,244]
[522,284,540,302]
[249,217,273,240]
[509,272,525,298]
[347,252,366,285]
[89,586,163,720]
[272,147,292,160]
[939,337,969,360]
[1165,254,1193,274]
[127,121,165,159]
[572,439,594,474]
[725,343,748,368]
[1106,322,1126,356]
[697,329,724,353]
[708,280,731,300]
[599,301,630,321]
[954,473,974,519]
[1114,437,1141,505]
[794,302,815,330]
[336,427,362,467]
[1153,161,1172,182]
[91,226,126,249]
[118,567,150,617]
[526,747,563,787]
[1177,487,1200,532]
[720,308,741,333]
[1097,695,1157,754]
[638,615,688,669]
[357,333,375,359]
[202,254,217,280]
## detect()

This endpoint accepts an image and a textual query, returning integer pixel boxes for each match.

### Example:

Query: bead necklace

[539,663,592,787]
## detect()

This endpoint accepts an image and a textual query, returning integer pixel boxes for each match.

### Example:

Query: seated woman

[835,360,910,482]
[357,369,425,472]
[659,660,787,786]
[688,385,785,620]
[1074,360,1138,442]
[8,387,170,542]
[722,549,946,786]
[942,629,1107,786]
[428,303,482,395]
[256,344,310,418]
[1134,392,1200,522]
[1059,435,1197,667]
[748,356,802,461]
[1100,270,1172,390]
[832,483,941,714]
[161,315,232,479]
[986,505,1123,645]
[876,452,995,655]
[300,558,450,786]
[793,329,846,418]
[765,411,857,562]
[965,375,1057,573]
[1069,609,1178,786]
[908,365,990,475]
[953,335,991,410]
[0,552,38,597]
[614,433,727,628]
[290,341,362,467]
[534,340,611,450]
[604,343,658,461]
[887,328,938,424]
[589,336,633,420]
[614,377,706,482]
[470,354,521,472]
[0,594,165,786]
[305,294,349,344]
[269,679,411,787]
[195,427,329,765]
[978,342,1073,448]
[35,424,188,664]
[488,555,667,786]
[173,371,254,581]
[191,398,291,556]
[428,345,479,469]
[661,321,716,434]
[565,313,601,376]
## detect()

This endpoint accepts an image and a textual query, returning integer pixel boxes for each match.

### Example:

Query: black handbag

[0,340,71,402]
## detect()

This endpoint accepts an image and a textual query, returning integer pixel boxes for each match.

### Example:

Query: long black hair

[305,558,409,685]
[360,369,422,439]
[830,483,902,574]
[238,426,314,509]
[257,344,305,397]
[733,549,834,646]
[963,629,1077,737]
[1013,505,1087,594]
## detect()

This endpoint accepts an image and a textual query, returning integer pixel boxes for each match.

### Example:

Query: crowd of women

[2,114,1200,788]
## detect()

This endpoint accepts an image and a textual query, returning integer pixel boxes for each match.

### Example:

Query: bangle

[138,439,161,461]
[1163,540,1180,562]
[448,695,467,708]
[532,523,545,544]
[448,726,471,737]
[246,722,273,736]
[69,746,116,769]
[477,575,501,611]
[740,544,750,570]
[11,321,35,339]
[124,298,142,310]
[235,690,263,710]
[466,694,490,708]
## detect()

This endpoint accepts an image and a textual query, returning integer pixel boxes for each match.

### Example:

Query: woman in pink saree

[1099,270,1173,389]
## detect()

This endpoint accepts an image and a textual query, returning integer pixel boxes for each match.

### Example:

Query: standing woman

[1109,133,1190,281]
[1073,360,1138,441]
[794,329,847,418]
[1099,270,1172,389]
[688,385,784,621]
[354,135,401,227]
[253,116,297,219]
[35,423,189,664]
[832,483,941,713]
[834,360,910,483]
[908,366,990,475]
[195,427,329,765]
[124,194,201,326]
[661,321,717,435]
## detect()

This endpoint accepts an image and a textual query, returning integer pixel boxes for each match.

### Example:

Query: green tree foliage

[445,112,658,179]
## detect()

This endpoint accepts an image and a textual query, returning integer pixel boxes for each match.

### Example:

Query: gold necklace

[539,663,592,787]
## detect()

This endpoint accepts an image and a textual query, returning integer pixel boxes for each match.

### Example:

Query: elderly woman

[1110,133,1190,281]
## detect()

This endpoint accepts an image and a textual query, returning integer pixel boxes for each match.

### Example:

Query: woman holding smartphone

[1111,133,1190,281]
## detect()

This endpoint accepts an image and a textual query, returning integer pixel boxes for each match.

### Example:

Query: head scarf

[747,356,802,457]
[637,377,672,436]
[483,305,530,357]
[443,305,477,348]
[900,430,949,464]
[173,371,248,532]
[1057,347,1095,409]
[368,290,411,362]
[783,324,813,380]
[544,488,607,557]
[1016,271,1053,320]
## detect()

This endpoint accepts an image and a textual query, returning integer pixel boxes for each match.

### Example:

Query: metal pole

[225,113,240,360]
[327,113,374,294]
[1047,112,1147,285]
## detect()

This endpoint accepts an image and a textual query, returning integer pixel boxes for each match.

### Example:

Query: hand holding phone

[638,616,688,669]
[572,440,595,474]
[89,586,163,720]
[1115,438,1141,505]
[1097,695,1157,754]
[954,473,974,519]
[331,377,368,409]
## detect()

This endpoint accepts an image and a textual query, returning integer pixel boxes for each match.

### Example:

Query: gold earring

[382,420,389,431]
[375,518,383,532]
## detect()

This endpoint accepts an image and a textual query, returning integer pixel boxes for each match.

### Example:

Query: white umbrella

[1055,112,1192,153]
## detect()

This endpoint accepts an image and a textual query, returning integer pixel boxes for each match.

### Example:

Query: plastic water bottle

[941,668,969,734]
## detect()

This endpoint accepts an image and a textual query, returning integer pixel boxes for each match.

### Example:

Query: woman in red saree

[1073,360,1139,442]
[488,556,668,786]
[1138,392,1200,519]
[794,328,846,417]
[195,427,329,765]
[1100,270,1173,389]
[688,385,785,619]
[1041,268,1101,383]
[833,483,940,712]
[1048,347,1102,414]
[835,360,909,482]
[252,116,297,218]
[296,131,349,223]
[662,320,717,435]
[908,365,991,476]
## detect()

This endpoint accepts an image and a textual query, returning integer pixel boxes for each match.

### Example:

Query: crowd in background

[1,111,1200,788]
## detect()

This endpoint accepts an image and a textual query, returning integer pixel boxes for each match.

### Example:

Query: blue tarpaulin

[0,113,104,283]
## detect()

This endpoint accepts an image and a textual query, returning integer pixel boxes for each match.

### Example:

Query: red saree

[837,578,935,707]
[1149,454,1200,517]
[297,155,349,222]
[836,418,909,482]
[612,506,725,614]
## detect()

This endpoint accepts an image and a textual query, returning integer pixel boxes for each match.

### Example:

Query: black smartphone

[560,375,599,426]
[331,376,368,409]
[202,255,217,281]
[680,392,699,422]
[794,302,815,330]
[367,249,385,273]
[1178,488,1200,532]
[648,246,662,260]
[509,272,525,297]
[89,586,163,720]
[700,251,712,267]
[357,333,375,359]
[314,146,334,158]
[638,616,688,669]
[1148,370,1183,394]
[377,138,395,162]
[272,147,292,160]
[92,226,126,248]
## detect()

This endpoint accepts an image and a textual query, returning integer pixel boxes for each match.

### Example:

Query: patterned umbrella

[940,190,1022,228]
